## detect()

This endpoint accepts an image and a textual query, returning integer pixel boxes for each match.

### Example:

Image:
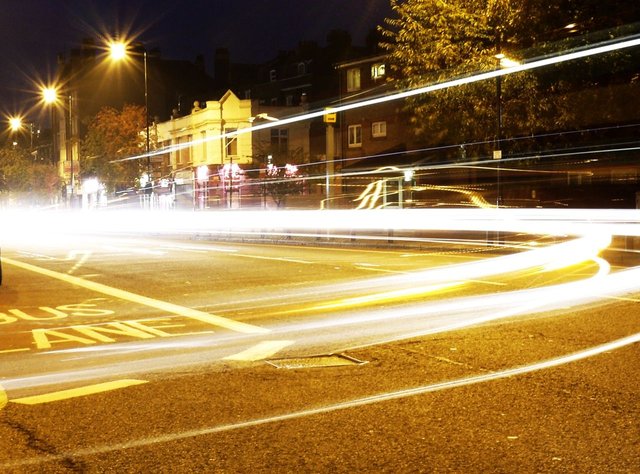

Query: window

[372,121,387,138]
[269,69,277,82]
[201,130,207,162]
[346,67,361,92]
[271,128,289,155]
[297,62,306,75]
[371,63,386,80]
[244,89,251,100]
[348,124,362,148]
[225,128,237,157]
[176,135,192,164]
[286,95,294,106]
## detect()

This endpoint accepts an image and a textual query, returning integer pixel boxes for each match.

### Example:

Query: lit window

[348,124,362,148]
[371,63,386,79]
[346,68,361,92]
[372,121,387,138]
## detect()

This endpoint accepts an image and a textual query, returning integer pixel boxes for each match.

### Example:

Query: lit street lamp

[109,40,151,183]
[494,53,520,208]
[8,116,37,151]
[40,85,76,199]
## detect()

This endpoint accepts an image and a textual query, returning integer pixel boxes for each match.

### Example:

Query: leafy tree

[379,0,593,155]
[80,104,150,192]
[263,163,304,208]
[0,144,61,204]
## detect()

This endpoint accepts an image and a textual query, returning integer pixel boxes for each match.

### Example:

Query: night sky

[0,0,393,119]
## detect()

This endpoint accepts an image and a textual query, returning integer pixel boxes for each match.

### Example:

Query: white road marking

[235,253,312,264]
[223,340,294,361]
[2,256,268,335]
[67,250,92,274]
[11,379,148,405]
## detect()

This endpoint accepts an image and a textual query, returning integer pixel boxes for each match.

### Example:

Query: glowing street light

[39,84,75,197]
[41,86,58,105]
[108,40,151,185]
[9,117,22,132]
[494,53,520,209]
[8,116,37,151]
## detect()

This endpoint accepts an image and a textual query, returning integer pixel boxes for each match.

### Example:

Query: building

[334,54,420,208]
[51,38,216,199]
[154,91,311,208]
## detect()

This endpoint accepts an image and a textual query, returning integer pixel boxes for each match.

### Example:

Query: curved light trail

[3,330,639,469]
[1,206,639,468]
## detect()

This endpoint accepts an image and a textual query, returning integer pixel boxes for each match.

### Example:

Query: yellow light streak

[280,282,463,314]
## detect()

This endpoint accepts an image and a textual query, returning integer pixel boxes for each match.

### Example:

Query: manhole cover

[267,354,366,369]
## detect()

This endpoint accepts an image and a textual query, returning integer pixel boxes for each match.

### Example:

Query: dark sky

[0,0,393,119]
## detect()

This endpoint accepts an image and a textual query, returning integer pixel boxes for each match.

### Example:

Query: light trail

[110,35,640,164]
[3,330,639,469]
[3,208,640,241]
[1,208,638,407]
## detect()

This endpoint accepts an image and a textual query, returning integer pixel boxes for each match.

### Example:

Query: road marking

[2,257,268,335]
[11,379,148,405]
[354,266,405,274]
[0,383,7,409]
[235,253,312,264]
[7,330,638,464]
[67,250,92,274]
[0,348,30,354]
[223,340,294,361]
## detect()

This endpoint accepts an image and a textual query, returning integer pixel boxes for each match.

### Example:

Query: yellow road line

[11,379,148,405]
[0,348,30,354]
[2,256,268,335]
[223,340,294,361]
[0,383,7,409]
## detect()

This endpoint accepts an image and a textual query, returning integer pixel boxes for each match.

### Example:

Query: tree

[263,163,304,208]
[0,144,61,205]
[379,0,586,155]
[80,104,149,192]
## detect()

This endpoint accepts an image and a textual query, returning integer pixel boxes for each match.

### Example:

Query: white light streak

[4,331,639,468]
[112,36,640,164]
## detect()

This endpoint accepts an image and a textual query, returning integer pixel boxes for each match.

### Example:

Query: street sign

[323,108,336,123]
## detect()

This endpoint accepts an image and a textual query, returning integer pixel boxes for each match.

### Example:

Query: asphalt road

[0,233,639,473]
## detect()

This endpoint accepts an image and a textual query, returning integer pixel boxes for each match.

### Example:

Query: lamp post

[493,53,520,208]
[494,53,503,208]
[109,41,151,183]
[9,117,34,150]
[40,85,76,201]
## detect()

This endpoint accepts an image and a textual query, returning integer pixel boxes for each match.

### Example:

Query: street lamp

[8,116,37,151]
[40,85,75,199]
[493,53,520,208]
[109,40,151,183]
